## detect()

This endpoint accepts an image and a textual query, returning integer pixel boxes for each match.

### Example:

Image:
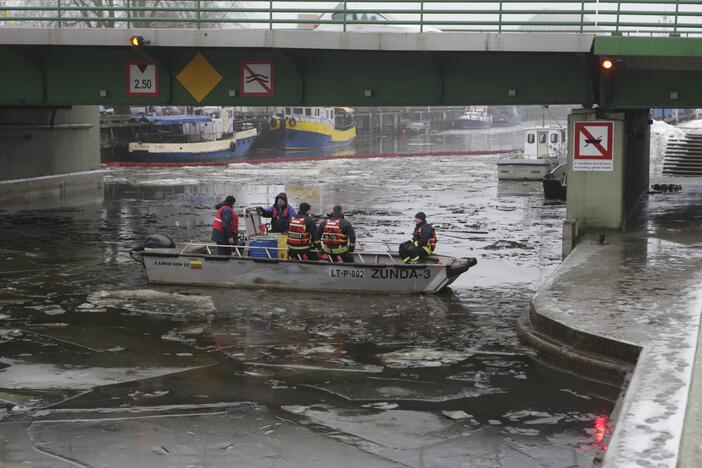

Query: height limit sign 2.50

[127,62,160,97]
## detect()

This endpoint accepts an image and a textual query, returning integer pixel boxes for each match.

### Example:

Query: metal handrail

[2,1,702,35]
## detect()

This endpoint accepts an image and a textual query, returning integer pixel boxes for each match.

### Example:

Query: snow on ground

[675,118,702,130]
[650,120,686,176]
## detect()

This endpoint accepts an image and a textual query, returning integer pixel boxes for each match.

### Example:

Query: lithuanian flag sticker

[190,260,203,270]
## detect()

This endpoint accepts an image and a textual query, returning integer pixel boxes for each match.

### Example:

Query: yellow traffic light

[130,36,145,47]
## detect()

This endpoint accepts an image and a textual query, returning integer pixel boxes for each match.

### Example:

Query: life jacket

[272,205,290,219]
[287,215,312,250]
[212,205,237,233]
[321,219,350,254]
[413,223,437,255]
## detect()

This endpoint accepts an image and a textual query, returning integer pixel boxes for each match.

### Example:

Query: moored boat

[497,125,566,181]
[269,107,356,150]
[128,127,258,162]
[454,106,492,129]
[131,234,477,294]
[542,162,567,200]
[126,111,258,163]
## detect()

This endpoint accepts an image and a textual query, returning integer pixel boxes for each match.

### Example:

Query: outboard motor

[130,234,176,267]
[143,234,176,249]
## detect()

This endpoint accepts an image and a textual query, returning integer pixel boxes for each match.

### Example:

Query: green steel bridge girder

[596,37,702,108]
[0,45,593,107]
[4,36,702,108]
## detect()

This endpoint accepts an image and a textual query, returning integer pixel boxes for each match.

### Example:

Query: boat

[542,162,567,200]
[490,106,523,127]
[454,106,492,129]
[497,125,566,181]
[126,109,258,163]
[269,107,356,150]
[401,120,431,135]
[130,233,477,294]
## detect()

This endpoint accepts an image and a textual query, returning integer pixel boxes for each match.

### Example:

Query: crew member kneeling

[286,202,319,261]
[400,212,437,263]
[212,195,239,255]
[318,205,356,263]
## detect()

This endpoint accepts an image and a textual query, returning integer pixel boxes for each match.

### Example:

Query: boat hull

[141,248,474,294]
[543,178,567,200]
[496,159,558,181]
[127,131,258,162]
[492,116,523,127]
[454,119,492,130]
[269,126,356,150]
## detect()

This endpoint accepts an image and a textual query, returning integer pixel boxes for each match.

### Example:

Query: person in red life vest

[286,202,320,261]
[400,211,437,263]
[317,205,356,263]
[211,195,239,255]
[256,192,297,233]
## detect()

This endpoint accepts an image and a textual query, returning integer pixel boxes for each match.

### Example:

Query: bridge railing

[1,0,702,36]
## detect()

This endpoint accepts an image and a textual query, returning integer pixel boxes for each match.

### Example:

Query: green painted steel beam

[0,46,43,105]
[0,46,591,107]
[595,37,702,58]
[600,68,702,108]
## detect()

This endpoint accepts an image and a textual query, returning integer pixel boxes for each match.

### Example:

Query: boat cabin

[278,107,355,130]
[524,126,566,159]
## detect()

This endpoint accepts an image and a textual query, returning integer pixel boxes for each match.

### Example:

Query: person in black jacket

[400,212,437,263]
[286,202,320,261]
[256,192,297,233]
[318,205,356,263]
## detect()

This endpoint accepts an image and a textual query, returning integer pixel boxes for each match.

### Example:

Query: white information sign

[127,62,159,97]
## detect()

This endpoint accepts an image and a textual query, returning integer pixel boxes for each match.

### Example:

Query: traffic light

[130,36,146,47]
[600,58,622,72]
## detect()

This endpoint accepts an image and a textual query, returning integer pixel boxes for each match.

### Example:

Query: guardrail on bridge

[1,0,702,36]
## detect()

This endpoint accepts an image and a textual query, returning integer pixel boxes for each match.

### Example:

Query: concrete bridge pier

[565,108,650,243]
[0,106,103,210]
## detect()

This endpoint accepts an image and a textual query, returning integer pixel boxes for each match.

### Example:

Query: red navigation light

[601,58,615,71]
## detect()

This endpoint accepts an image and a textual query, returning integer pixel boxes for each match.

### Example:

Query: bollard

[562,218,577,259]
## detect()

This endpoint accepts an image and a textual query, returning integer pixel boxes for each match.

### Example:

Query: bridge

[0,1,702,108]
[1,1,697,227]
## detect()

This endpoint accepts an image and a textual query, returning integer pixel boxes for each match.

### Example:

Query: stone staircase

[663,132,702,176]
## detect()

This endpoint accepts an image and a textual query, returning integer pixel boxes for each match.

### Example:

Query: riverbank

[520,178,702,466]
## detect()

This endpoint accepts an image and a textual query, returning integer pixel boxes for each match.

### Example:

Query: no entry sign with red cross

[573,121,614,172]
[240,60,275,97]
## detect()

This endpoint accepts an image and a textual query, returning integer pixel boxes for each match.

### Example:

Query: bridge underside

[1,30,702,108]
[0,40,592,107]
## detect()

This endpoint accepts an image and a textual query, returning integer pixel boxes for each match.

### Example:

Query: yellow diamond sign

[176,53,223,103]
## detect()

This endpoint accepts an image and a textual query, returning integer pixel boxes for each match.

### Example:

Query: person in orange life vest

[317,205,356,263]
[256,192,297,233]
[286,202,320,261]
[401,212,437,263]
[211,195,239,255]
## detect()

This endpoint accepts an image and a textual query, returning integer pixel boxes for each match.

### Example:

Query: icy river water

[0,125,614,467]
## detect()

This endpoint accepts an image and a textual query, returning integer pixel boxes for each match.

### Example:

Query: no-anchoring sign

[240,61,274,97]
[127,61,159,97]
[573,121,614,172]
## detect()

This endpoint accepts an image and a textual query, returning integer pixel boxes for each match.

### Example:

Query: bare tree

[2,0,256,29]
[61,0,249,29]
